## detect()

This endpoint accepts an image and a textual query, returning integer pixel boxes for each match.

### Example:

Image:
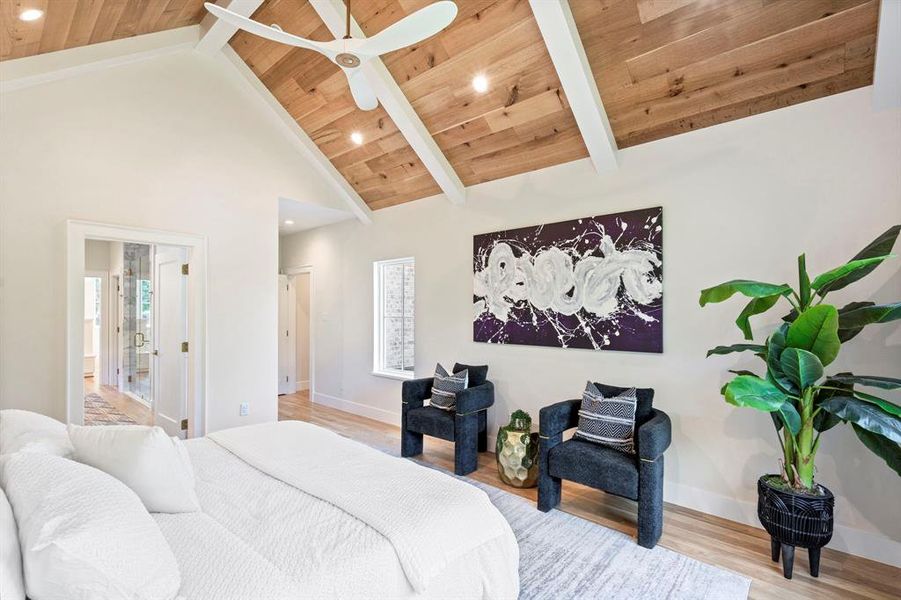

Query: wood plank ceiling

[572,0,880,149]
[1,0,208,61]
[2,0,880,209]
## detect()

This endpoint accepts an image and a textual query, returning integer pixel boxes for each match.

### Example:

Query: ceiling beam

[221,45,373,225]
[529,0,618,174]
[873,0,901,111]
[195,0,265,55]
[309,0,466,205]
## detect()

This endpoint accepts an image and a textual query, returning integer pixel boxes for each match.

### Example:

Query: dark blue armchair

[401,363,493,475]
[537,384,672,548]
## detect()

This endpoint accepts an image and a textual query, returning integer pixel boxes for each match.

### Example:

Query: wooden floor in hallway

[278,390,900,600]
[84,376,153,426]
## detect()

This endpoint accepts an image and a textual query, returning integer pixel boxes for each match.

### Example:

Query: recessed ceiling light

[350,131,363,145]
[472,74,489,93]
[283,219,295,226]
[19,8,43,21]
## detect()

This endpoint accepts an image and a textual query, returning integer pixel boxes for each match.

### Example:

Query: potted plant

[699,226,901,579]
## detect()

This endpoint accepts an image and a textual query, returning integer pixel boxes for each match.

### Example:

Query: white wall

[0,47,340,432]
[295,272,311,389]
[84,239,110,271]
[281,87,901,566]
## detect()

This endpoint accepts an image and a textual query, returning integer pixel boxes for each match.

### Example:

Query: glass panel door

[123,243,153,404]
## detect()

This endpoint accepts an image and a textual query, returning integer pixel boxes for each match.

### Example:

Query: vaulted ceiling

[1,0,881,211]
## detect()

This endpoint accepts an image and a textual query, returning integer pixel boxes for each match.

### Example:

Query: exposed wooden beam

[873,0,901,110]
[529,0,618,174]
[195,0,265,55]
[309,0,467,205]
[221,45,373,225]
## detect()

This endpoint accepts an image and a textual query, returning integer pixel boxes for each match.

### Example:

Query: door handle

[152,350,159,356]
[134,332,145,348]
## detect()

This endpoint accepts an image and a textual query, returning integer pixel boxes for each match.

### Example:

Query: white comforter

[163,421,519,599]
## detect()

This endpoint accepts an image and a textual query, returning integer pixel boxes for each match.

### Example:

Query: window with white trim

[373,257,414,379]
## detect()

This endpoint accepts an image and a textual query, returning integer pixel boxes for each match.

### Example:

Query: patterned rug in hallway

[84,392,137,425]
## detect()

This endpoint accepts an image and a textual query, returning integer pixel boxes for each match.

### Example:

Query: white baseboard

[313,392,401,427]
[296,380,310,391]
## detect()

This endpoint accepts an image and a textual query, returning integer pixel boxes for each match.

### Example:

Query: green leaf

[779,348,824,389]
[818,225,901,295]
[729,369,759,377]
[723,375,787,412]
[838,302,901,337]
[814,379,850,432]
[786,305,841,366]
[798,254,811,308]
[852,425,901,476]
[852,390,901,418]
[811,255,895,293]
[706,344,766,358]
[814,409,842,433]
[766,323,797,394]
[821,396,901,443]
[699,280,792,307]
[735,294,782,340]
[776,400,802,435]
[828,374,901,391]
[836,301,875,342]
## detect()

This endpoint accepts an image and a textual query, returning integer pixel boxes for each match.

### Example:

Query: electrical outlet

[239,402,249,417]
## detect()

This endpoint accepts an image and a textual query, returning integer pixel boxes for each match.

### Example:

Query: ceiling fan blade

[204,3,334,57]
[355,1,457,57]
[346,70,378,111]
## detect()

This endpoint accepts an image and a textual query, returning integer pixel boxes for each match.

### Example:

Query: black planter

[757,475,835,579]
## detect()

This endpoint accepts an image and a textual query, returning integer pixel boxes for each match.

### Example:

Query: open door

[153,248,189,438]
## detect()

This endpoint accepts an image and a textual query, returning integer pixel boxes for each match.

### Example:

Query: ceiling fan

[204,0,458,111]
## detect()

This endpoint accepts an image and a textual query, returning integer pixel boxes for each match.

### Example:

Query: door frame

[66,221,208,437]
[84,270,110,385]
[282,265,314,400]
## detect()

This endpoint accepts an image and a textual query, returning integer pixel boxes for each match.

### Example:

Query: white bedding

[170,422,519,599]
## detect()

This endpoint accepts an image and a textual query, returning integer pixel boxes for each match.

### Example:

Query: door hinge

[127,375,132,383]
[285,375,289,383]
[181,263,189,275]
[116,368,120,375]
[116,326,120,333]
[181,341,189,353]
[180,419,188,431]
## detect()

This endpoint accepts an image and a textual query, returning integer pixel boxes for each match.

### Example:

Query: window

[373,257,414,379]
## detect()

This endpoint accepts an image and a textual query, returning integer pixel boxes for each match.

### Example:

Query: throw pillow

[430,363,469,411]
[574,382,638,454]
[68,424,200,513]
[0,410,74,458]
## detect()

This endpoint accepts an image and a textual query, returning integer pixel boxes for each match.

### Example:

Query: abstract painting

[473,207,663,353]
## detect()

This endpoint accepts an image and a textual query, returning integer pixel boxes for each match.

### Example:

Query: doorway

[79,238,189,436]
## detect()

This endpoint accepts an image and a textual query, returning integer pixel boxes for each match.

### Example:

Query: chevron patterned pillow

[429,363,469,411]
[573,382,638,454]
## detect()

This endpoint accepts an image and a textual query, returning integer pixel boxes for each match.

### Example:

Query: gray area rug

[365,438,750,599]
[470,478,751,599]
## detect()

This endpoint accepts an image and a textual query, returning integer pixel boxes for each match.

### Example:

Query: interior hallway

[277,390,899,600]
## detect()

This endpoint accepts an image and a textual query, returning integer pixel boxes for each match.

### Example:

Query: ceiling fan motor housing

[336,53,362,68]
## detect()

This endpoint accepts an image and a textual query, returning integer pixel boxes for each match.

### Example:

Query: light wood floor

[279,390,900,600]
[84,376,153,426]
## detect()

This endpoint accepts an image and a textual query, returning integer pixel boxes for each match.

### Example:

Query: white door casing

[153,248,189,438]
[278,275,296,395]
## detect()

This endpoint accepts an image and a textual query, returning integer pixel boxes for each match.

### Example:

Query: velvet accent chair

[537,384,672,548]
[401,364,494,476]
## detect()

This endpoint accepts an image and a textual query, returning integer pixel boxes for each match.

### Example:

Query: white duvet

[164,421,519,599]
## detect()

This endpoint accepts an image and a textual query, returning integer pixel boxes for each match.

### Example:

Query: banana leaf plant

[700,226,901,492]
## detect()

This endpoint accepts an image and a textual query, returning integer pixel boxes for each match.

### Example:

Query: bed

[160,420,520,599]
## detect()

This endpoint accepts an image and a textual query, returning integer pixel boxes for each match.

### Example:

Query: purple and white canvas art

[473,207,663,353]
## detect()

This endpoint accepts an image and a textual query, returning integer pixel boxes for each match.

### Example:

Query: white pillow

[68,425,200,513]
[0,409,74,457]
[0,485,25,600]
[0,452,181,600]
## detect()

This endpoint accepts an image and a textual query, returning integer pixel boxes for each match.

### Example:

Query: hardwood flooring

[279,390,900,600]
[83,376,153,426]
